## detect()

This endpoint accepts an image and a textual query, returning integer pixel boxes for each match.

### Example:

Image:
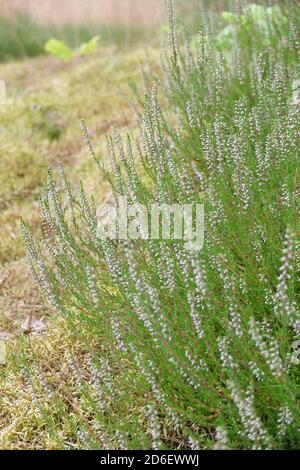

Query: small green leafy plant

[45,36,100,62]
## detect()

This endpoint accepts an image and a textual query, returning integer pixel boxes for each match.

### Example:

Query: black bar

[0,450,298,466]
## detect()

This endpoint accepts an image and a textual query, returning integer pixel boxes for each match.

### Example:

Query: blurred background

[0,0,167,60]
[1,0,165,26]
[0,0,235,60]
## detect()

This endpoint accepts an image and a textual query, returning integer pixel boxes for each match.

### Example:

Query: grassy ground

[0,46,158,448]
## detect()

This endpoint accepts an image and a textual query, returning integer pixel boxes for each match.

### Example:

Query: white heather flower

[192,161,206,192]
[214,426,228,450]
[110,318,127,353]
[215,254,236,296]
[87,358,107,412]
[106,136,123,195]
[190,256,208,309]
[160,243,175,292]
[145,405,162,450]
[213,117,226,173]
[57,158,75,221]
[78,429,93,450]
[174,244,190,285]
[33,365,54,399]
[229,382,269,448]
[98,358,115,397]
[85,265,99,307]
[215,53,225,106]
[277,406,294,438]
[291,79,300,107]
[186,101,196,128]
[112,126,126,164]
[254,142,270,189]
[166,0,177,58]
[168,356,201,390]
[280,183,291,208]
[135,354,162,402]
[187,291,205,340]
[135,354,183,428]
[229,134,252,212]
[251,232,263,264]
[249,361,265,382]
[67,354,82,387]
[258,274,273,307]
[22,369,37,404]
[229,305,243,338]
[79,188,97,242]
[185,349,208,373]
[80,119,98,162]
[203,131,216,173]
[274,228,299,334]
[188,437,201,450]
[218,337,236,370]
[249,318,284,377]
[115,430,127,450]
[36,259,60,311]
[239,277,248,297]
[207,188,226,238]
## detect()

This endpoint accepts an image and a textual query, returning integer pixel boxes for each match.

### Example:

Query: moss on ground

[0,46,158,449]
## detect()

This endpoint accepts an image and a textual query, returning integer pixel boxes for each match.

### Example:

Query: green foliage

[44,39,74,63]
[0,14,48,60]
[216,3,289,53]
[44,36,101,62]
[22,1,300,450]
[78,36,101,56]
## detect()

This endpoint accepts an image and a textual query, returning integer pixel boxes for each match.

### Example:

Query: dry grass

[1,0,165,26]
[0,317,148,449]
[0,46,159,332]
[0,45,159,449]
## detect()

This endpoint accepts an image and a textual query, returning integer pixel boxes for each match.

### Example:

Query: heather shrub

[21,1,300,450]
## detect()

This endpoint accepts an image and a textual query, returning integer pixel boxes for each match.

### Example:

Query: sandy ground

[0,0,165,26]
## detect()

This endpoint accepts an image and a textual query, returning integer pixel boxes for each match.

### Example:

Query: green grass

[1,0,300,450]
[0,14,151,62]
